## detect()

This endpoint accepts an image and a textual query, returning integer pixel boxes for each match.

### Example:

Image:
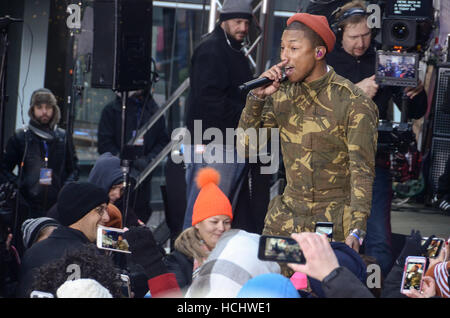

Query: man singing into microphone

[238,13,378,274]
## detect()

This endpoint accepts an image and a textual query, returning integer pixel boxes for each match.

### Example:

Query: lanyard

[43,141,49,168]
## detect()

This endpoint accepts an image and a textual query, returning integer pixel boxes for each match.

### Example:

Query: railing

[130,78,189,189]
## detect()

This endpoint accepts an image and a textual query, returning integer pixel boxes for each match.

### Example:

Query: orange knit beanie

[192,167,233,226]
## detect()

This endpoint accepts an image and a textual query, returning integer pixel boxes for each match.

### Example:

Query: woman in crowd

[164,167,233,293]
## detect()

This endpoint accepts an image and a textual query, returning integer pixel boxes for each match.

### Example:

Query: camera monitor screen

[258,235,306,264]
[386,0,433,19]
[375,50,419,87]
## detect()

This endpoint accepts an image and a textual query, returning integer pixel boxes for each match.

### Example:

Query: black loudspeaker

[382,18,417,49]
[429,137,450,194]
[91,0,153,91]
[433,66,450,137]
[429,64,450,194]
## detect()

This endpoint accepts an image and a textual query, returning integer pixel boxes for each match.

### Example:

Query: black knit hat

[57,182,109,226]
[219,0,253,22]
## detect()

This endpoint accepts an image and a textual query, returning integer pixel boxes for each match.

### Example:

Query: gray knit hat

[219,0,253,22]
[21,217,59,249]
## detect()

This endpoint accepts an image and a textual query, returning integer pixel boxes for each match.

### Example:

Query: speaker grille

[430,137,450,193]
[432,66,450,137]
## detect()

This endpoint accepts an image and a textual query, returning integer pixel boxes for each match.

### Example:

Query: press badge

[132,130,144,146]
[39,168,52,185]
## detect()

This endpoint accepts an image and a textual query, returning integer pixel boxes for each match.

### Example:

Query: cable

[17,22,33,127]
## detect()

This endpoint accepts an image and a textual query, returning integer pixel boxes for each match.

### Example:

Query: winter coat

[16,226,90,297]
[185,24,253,144]
[97,94,169,167]
[163,250,194,293]
[1,120,79,216]
[320,266,374,298]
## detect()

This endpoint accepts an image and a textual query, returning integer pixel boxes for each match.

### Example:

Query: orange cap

[192,167,233,226]
[287,13,336,53]
[106,203,123,229]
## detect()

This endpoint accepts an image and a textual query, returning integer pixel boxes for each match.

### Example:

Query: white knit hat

[56,279,113,298]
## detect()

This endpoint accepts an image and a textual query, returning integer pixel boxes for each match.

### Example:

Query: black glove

[396,230,434,266]
[123,226,168,280]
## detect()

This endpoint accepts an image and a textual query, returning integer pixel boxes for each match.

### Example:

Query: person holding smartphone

[238,12,378,278]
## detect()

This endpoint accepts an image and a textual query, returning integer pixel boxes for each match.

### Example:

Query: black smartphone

[421,237,445,258]
[315,222,333,242]
[258,235,306,264]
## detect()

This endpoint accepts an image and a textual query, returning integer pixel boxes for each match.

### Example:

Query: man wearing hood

[87,152,141,227]
[1,88,79,220]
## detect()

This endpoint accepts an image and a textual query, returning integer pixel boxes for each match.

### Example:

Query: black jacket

[97,94,169,170]
[321,266,375,298]
[163,250,193,293]
[185,25,253,144]
[327,44,427,121]
[16,226,90,297]
[1,120,79,216]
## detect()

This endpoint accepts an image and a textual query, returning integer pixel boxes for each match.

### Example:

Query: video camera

[375,0,434,87]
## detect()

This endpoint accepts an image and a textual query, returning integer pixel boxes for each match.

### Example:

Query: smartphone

[120,274,132,298]
[421,237,444,258]
[400,256,427,294]
[258,235,306,264]
[315,222,333,242]
[30,291,54,298]
[96,226,131,254]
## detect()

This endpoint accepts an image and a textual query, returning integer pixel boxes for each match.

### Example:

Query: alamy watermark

[170,120,280,175]
[66,3,81,29]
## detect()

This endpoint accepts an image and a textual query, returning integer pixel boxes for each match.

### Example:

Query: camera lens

[391,22,409,40]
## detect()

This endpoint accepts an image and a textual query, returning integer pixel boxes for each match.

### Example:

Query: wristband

[351,232,363,245]
[248,90,266,101]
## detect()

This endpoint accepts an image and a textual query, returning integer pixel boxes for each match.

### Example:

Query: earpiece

[316,50,323,58]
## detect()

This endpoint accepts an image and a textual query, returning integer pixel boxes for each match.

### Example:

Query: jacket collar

[214,24,244,51]
[48,225,90,243]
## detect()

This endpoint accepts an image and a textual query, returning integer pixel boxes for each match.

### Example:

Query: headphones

[330,7,377,40]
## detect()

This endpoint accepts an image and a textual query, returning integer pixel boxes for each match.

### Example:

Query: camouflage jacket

[238,68,379,241]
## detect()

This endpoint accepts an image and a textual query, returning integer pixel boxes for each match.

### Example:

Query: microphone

[239,72,287,92]
[0,16,24,29]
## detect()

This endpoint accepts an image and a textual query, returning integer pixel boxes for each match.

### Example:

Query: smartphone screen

[421,237,444,258]
[315,222,333,242]
[120,274,132,298]
[97,226,131,254]
[401,258,426,292]
[258,235,306,264]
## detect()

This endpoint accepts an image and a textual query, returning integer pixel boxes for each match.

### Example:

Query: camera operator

[325,0,428,278]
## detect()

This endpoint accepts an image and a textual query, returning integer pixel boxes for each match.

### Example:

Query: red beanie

[192,168,233,226]
[287,13,336,53]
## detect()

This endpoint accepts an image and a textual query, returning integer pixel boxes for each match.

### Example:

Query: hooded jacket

[1,112,79,215]
[87,152,139,227]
